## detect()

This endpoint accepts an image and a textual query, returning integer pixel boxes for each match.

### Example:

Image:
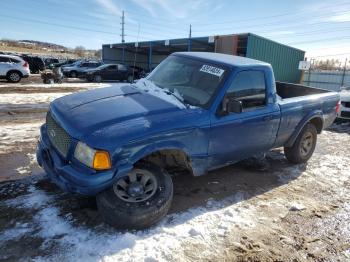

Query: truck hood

[50,85,205,148]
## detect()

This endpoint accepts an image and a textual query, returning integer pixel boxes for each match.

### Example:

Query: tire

[96,163,173,229]
[70,71,77,78]
[127,75,133,83]
[6,71,22,83]
[94,75,102,83]
[284,123,317,164]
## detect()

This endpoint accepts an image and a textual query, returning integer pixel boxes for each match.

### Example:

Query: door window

[106,65,117,70]
[226,71,266,111]
[0,57,11,63]
[118,64,127,71]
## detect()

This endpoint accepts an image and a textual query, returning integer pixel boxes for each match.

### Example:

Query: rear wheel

[7,71,22,83]
[70,71,77,78]
[94,75,102,83]
[284,123,317,164]
[96,163,173,229]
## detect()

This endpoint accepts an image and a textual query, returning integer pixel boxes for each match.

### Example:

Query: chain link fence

[301,60,349,91]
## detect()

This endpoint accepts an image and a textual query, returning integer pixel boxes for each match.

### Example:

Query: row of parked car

[0,51,73,74]
[60,60,146,82]
[0,51,148,83]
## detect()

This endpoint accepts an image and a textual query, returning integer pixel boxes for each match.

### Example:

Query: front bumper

[36,125,123,196]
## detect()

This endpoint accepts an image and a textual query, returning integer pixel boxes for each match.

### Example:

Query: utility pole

[340,58,347,88]
[188,24,192,51]
[121,11,125,43]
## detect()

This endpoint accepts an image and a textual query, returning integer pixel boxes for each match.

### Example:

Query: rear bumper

[36,125,120,196]
[338,105,350,120]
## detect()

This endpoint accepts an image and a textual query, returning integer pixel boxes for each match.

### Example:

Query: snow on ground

[1,125,349,261]
[0,122,41,154]
[3,184,258,262]
[0,93,72,105]
[0,82,112,90]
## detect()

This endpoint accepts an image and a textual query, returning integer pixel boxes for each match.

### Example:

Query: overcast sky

[0,0,350,61]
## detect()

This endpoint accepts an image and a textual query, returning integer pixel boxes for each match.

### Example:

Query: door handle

[263,115,273,121]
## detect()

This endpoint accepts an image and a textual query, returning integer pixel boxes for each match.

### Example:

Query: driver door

[208,70,280,168]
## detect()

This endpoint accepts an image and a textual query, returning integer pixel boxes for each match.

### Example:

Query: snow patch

[0,122,42,154]
[3,186,257,262]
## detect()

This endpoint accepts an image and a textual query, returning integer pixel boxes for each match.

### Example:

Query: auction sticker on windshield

[200,65,225,77]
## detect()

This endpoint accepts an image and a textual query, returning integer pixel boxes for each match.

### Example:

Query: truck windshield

[147,55,228,108]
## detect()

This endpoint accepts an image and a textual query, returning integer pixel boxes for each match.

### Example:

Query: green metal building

[102,33,305,83]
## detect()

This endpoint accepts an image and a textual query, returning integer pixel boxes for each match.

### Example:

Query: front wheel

[96,163,173,229]
[284,123,317,164]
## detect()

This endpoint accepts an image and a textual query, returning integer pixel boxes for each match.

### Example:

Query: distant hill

[0,39,100,59]
[18,40,68,50]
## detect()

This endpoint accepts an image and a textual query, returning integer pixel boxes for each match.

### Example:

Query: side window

[0,57,10,63]
[81,63,89,67]
[226,71,266,110]
[107,65,117,70]
[10,58,20,63]
[118,64,127,71]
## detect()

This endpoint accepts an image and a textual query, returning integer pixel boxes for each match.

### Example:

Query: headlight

[74,142,111,170]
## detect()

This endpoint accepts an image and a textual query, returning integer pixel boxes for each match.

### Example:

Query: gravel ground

[0,80,349,261]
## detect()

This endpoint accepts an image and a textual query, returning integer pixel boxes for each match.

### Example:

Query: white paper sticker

[200,65,225,77]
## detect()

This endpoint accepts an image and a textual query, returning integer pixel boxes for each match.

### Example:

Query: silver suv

[0,55,30,83]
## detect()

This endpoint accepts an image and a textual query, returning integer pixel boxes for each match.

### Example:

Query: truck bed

[276,81,329,99]
[274,81,339,148]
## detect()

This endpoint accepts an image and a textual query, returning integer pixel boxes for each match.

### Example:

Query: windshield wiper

[141,79,189,108]
[162,89,189,108]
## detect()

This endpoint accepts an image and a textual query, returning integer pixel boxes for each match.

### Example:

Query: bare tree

[74,46,86,57]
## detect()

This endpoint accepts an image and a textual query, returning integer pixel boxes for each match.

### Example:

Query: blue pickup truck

[37,52,340,229]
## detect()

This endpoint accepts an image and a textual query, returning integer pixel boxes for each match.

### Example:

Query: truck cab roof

[174,52,271,69]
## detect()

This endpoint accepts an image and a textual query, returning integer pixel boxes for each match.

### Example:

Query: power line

[0,15,119,36]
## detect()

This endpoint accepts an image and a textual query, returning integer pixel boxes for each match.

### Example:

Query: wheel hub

[113,169,158,203]
[127,182,144,197]
[300,131,313,157]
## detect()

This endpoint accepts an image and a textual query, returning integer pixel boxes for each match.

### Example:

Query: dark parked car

[85,64,133,82]
[20,55,46,74]
[44,58,60,66]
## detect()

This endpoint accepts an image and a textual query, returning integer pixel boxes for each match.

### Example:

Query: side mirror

[219,97,243,116]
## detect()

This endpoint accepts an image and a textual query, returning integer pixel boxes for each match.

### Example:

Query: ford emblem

[49,129,56,138]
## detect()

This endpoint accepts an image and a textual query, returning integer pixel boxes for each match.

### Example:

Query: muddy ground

[0,77,349,261]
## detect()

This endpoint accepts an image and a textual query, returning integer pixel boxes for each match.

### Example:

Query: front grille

[46,112,71,157]
[341,111,350,118]
[341,101,350,108]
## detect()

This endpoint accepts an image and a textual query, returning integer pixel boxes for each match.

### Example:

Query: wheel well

[135,149,193,174]
[309,117,323,133]
[7,70,23,77]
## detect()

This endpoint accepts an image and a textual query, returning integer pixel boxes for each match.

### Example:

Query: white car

[338,86,350,120]
[0,55,30,83]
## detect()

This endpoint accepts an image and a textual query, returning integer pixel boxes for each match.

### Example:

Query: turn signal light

[93,151,111,170]
[335,100,341,114]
